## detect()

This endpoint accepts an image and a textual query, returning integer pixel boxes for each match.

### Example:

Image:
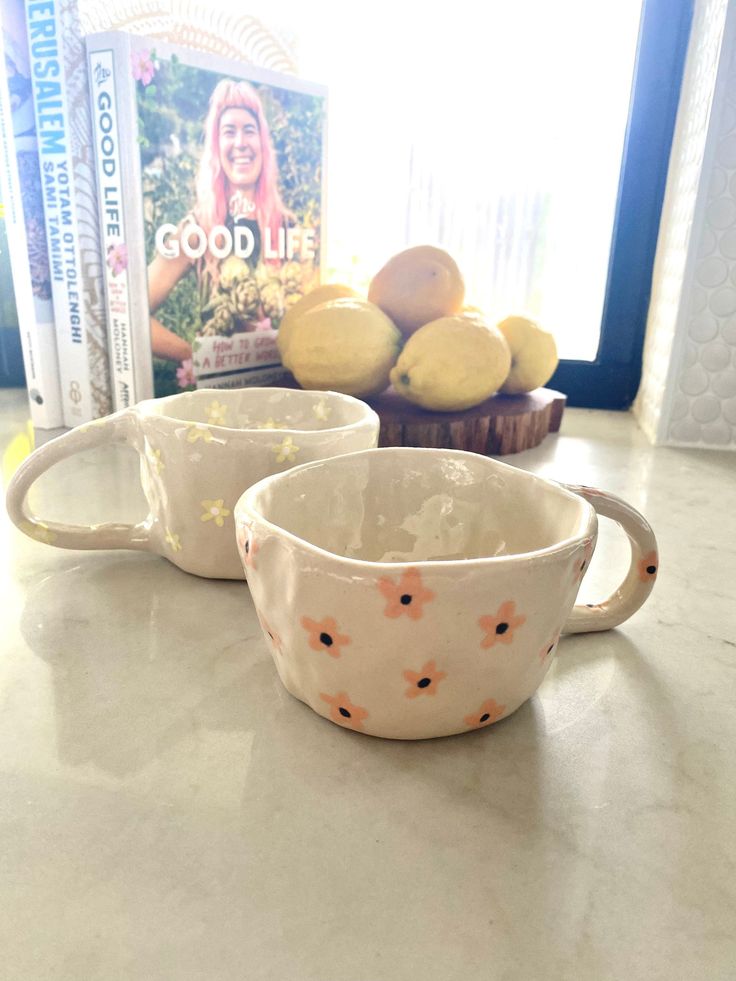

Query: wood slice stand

[366,387,566,456]
[279,374,566,456]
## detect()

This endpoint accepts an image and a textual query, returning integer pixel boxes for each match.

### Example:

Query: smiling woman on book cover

[148,79,293,357]
[140,57,323,395]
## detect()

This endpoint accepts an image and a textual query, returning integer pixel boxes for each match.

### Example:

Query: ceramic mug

[235,446,659,739]
[6,388,380,579]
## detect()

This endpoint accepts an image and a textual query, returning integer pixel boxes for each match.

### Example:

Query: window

[249,0,693,407]
[81,0,693,407]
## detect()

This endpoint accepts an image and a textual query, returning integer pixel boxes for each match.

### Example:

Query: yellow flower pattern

[312,399,332,422]
[165,528,182,552]
[258,417,281,430]
[273,435,299,463]
[187,424,214,444]
[200,499,231,527]
[150,448,164,474]
[206,400,228,426]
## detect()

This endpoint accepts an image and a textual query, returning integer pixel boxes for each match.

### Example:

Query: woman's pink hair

[194,78,291,271]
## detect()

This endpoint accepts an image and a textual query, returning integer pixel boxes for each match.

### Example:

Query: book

[0,187,26,389]
[85,30,326,401]
[0,123,24,389]
[25,0,111,425]
[0,0,63,426]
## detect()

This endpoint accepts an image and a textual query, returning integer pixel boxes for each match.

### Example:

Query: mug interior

[243,448,592,562]
[139,388,371,433]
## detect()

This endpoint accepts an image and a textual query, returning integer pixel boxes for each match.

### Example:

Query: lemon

[390,314,511,411]
[368,245,465,338]
[497,315,558,394]
[277,284,358,369]
[288,297,402,398]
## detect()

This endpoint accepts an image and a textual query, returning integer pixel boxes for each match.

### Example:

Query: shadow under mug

[6,388,380,579]
[235,446,659,739]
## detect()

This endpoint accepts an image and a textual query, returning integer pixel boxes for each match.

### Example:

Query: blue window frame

[550,0,695,408]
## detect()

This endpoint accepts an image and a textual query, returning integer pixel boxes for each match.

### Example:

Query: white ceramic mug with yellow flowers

[6,388,380,579]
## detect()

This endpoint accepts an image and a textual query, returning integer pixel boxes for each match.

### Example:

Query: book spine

[87,39,136,411]
[0,19,63,428]
[86,32,153,407]
[25,0,112,426]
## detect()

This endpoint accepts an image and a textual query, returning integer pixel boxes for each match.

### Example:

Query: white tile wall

[634,0,736,449]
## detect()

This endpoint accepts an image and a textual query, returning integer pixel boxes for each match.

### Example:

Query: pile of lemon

[276,246,558,412]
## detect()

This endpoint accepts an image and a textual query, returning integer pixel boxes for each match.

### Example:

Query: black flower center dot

[496,622,509,635]
[320,632,333,647]
[586,603,595,607]
[245,540,249,554]
[647,565,657,575]
[400,594,412,605]
[339,707,351,718]
[480,713,490,723]
[547,644,554,655]
[417,677,431,689]
[580,561,586,571]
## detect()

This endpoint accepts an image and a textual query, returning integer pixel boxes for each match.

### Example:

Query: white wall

[634,0,736,448]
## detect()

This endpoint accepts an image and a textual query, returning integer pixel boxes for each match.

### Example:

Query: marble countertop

[1,388,735,981]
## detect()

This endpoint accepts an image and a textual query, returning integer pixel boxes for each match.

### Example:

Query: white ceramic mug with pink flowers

[6,388,379,579]
[235,446,658,739]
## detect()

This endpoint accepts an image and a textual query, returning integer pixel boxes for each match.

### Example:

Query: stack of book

[1,0,326,428]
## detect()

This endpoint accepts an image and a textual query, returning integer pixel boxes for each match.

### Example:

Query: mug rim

[235,445,597,570]
[135,387,379,437]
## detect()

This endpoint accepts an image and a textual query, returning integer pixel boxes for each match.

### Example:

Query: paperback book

[0,0,63,426]
[25,0,111,425]
[85,30,326,400]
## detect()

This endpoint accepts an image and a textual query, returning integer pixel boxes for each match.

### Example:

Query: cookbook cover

[25,0,112,425]
[0,0,63,425]
[86,30,326,401]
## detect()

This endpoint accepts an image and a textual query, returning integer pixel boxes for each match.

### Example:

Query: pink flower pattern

[106,243,128,276]
[131,49,156,86]
[176,359,195,388]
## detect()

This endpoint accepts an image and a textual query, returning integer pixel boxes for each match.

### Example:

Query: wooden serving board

[278,374,566,456]
[366,387,566,456]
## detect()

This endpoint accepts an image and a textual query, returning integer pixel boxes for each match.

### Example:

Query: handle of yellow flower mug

[562,484,658,634]
[5,410,153,551]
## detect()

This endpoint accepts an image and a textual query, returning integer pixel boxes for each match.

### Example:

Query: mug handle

[562,484,658,634]
[5,411,153,552]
